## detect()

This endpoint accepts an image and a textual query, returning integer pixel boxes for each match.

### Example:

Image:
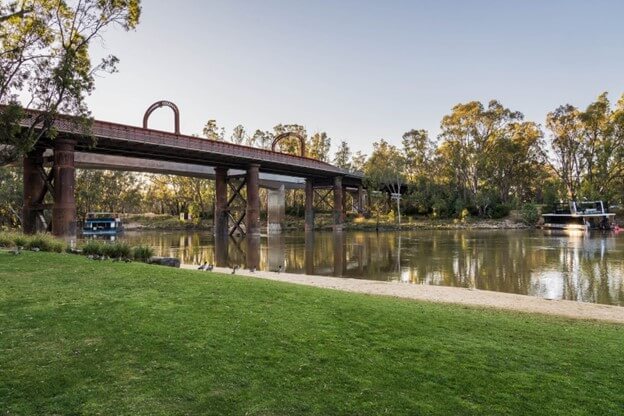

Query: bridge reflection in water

[116,229,624,306]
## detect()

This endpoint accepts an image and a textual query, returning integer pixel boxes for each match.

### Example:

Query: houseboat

[541,201,615,231]
[82,212,124,236]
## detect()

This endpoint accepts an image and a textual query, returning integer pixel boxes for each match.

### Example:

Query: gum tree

[0,0,141,164]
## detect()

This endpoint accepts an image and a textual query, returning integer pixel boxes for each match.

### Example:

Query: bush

[82,240,131,258]
[490,203,512,219]
[26,234,65,253]
[0,232,65,252]
[521,203,540,226]
[82,240,105,256]
[13,234,28,248]
[132,245,154,262]
[102,242,131,259]
[0,232,16,247]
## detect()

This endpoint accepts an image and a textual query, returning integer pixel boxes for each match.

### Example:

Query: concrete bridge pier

[214,167,229,239]
[357,185,365,214]
[22,148,46,234]
[246,164,261,237]
[51,138,77,238]
[267,185,285,233]
[333,176,344,231]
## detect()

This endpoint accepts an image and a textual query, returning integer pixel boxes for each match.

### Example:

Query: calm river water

[117,229,624,306]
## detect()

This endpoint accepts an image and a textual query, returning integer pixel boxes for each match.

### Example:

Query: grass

[1,252,623,415]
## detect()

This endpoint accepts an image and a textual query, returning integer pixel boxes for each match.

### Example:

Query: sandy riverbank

[181,264,624,324]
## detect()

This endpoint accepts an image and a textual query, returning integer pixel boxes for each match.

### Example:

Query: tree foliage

[0,0,141,164]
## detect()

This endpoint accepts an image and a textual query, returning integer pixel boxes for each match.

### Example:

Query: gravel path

[182,265,624,324]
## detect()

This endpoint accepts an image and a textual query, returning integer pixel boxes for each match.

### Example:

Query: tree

[543,105,584,200]
[577,93,624,202]
[230,124,247,145]
[365,139,406,225]
[250,129,273,149]
[438,100,524,216]
[0,0,141,164]
[351,150,367,173]
[307,132,331,161]
[333,140,351,170]
[402,129,434,183]
[0,166,22,227]
[273,124,306,155]
[75,170,143,219]
[202,119,224,141]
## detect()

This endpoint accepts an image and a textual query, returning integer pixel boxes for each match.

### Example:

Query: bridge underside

[22,138,365,238]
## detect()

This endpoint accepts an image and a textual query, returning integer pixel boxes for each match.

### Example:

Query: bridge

[13,102,365,239]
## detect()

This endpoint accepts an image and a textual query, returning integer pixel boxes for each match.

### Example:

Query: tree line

[2,92,623,228]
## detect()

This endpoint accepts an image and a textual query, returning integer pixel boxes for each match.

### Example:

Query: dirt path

[181,265,624,324]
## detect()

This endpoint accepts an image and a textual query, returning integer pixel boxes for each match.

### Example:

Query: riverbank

[182,265,624,323]
[2,252,623,415]
[123,213,529,232]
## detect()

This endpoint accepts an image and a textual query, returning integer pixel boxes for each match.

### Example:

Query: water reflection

[116,229,624,306]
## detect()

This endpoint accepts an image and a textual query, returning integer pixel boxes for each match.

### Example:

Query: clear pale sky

[87,0,624,155]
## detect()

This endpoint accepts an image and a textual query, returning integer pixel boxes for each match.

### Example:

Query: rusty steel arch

[143,100,180,134]
[271,132,306,157]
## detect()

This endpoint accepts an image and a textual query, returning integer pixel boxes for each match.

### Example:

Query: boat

[82,212,124,236]
[541,201,615,231]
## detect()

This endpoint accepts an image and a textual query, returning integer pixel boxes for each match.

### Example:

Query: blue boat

[82,212,124,236]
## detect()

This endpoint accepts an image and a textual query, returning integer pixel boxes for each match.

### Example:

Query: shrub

[102,242,131,259]
[0,232,16,247]
[521,203,540,226]
[82,240,105,256]
[26,234,65,253]
[490,203,512,219]
[13,234,28,248]
[132,245,154,262]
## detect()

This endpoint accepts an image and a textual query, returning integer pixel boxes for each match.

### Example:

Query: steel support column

[214,167,229,239]
[245,164,261,237]
[51,138,77,238]
[22,149,46,234]
[305,179,315,232]
[333,176,344,231]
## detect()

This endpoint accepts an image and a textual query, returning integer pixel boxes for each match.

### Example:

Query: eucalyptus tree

[273,124,306,155]
[365,139,406,225]
[202,119,224,141]
[0,0,141,164]
[230,124,247,145]
[333,140,351,170]
[438,100,524,216]
[307,131,331,162]
[249,129,273,149]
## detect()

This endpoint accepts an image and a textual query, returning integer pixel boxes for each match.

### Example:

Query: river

[115,229,624,306]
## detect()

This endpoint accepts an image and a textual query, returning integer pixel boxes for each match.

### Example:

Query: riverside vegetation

[0,232,154,262]
[1,251,623,415]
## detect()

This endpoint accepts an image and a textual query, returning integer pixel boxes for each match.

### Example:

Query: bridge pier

[22,149,46,234]
[267,185,285,233]
[357,185,365,214]
[214,167,229,239]
[245,164,261,237]
[333,176,344,231]
[304,179,314,232]
[51,138,77,238]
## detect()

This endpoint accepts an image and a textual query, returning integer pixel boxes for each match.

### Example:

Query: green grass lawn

[1,252,623,415]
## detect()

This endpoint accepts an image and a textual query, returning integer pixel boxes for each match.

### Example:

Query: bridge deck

[21,111,362,185]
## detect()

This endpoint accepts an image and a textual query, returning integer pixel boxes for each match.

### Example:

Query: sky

[87,0,624,156]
